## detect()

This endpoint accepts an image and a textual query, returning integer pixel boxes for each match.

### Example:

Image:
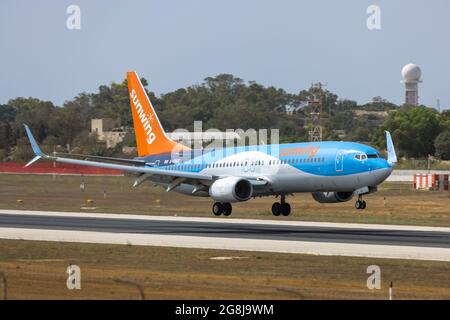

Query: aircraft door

[242,158,250,173]
[335,150,344,172]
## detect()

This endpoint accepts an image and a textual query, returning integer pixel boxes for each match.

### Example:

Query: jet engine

[209,177,253,202]
[311,191,354,203]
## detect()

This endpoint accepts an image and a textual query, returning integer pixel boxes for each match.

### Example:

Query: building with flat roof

[91,118,133,148]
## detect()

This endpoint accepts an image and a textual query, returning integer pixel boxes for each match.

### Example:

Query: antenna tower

[308,83,324,142]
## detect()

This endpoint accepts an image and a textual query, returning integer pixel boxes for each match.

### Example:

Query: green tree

[9,97,56,143]
[434,130,450,160]
[48,107,84,146]
[371,106,442,157]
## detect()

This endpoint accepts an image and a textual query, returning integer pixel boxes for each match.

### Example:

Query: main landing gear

[212,202,232,216]
[271,195,291,217]
[355,195,367,210]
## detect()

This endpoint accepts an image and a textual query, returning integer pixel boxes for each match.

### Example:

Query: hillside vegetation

[1,75,449,162]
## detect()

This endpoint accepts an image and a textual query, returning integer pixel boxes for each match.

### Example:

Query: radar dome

[401,64,421,82]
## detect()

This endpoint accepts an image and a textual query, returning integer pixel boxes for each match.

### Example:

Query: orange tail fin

[127,71,189,157]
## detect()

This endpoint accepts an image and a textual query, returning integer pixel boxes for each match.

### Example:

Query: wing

[23,124,213,183]
[54,152,147,166]
[23,124,270,191]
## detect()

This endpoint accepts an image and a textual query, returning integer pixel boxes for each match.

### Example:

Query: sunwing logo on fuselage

[130,89,156,145]
[279,145,320,158]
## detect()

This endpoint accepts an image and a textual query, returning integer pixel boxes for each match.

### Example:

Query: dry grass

[0,239,449,300]
[1,174,449,226]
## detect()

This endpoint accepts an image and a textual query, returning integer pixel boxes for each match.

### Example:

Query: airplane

[23,71,397,217]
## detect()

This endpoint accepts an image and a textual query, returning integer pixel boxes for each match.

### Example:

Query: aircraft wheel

[272,202,281,216]
[281,203,291,216]
[361,200,366,210]
[222,203,232,216]
[355,200,362,210]
[212,202,223,216]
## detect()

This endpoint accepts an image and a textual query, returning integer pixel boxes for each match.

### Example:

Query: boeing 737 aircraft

[24,71,397,217]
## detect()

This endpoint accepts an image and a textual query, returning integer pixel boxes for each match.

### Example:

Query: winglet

[23,124,47,167]
[385,130,397,165]
[25,155,42,167]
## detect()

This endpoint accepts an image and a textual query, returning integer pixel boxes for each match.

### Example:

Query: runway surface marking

[1,227,450,262]
[1,209,449,261]
[1,209,449,232]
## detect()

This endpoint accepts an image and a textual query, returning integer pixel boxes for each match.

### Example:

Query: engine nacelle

[311,191,354,203]
[209,177,253,203]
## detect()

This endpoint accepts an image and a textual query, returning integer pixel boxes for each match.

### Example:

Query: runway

[1,209,450,261]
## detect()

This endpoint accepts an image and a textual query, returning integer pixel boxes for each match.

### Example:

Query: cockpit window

[355,153,367,161]
[367,154,379,158]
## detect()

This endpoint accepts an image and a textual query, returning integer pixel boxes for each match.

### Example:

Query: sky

[0,0,449,110]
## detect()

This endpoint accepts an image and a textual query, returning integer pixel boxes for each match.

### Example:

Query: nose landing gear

[355,195,366,210]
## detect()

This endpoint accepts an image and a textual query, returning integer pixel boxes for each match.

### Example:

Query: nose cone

[373,164,392,185]
[370,159,392,186]
[382,165,393,180]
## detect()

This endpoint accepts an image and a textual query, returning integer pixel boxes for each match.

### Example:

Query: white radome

[401,64,421,82]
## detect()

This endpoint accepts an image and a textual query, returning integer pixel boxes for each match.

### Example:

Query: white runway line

[1,209,450,233]
[1,227,450,262]
[1,209,450,261]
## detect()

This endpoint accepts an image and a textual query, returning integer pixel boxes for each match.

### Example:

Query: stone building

[91,118,133,149]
